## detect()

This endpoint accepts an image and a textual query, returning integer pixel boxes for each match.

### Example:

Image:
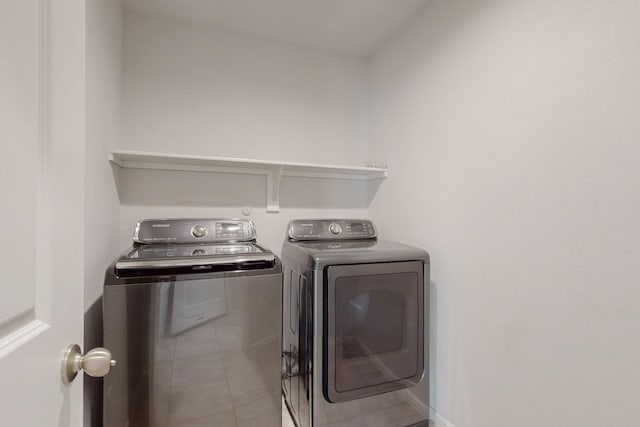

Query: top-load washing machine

[103,218,282,427]
[281,219,430,427]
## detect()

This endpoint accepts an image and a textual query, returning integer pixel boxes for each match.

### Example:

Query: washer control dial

[329,223,342,235]
[191,224,208,238]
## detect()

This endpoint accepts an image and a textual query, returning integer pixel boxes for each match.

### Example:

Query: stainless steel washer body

[103,218,282,427]
[282,219,430,427]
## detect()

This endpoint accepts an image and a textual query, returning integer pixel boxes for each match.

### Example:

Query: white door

[0,0,87,425]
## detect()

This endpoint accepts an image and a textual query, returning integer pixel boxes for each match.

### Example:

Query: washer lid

[127,243,267,259]
[115,242,276,275]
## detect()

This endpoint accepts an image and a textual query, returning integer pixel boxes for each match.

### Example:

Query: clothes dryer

[282,219,429,427]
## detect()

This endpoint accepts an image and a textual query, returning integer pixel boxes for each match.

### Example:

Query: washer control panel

[328,223,342,235]
[288,219,376,241]
[133,218,256,244]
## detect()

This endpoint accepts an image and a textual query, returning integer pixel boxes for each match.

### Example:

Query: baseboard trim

[429,408,456,427]
[401,389,429,417]
[400,389,456,427]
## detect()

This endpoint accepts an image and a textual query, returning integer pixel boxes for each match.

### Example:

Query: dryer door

[324,261,425,403]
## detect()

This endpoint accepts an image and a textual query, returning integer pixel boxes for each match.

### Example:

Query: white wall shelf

[109,149,388,212]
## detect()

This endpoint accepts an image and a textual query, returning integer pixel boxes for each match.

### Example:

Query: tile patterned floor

[163,309,281,427]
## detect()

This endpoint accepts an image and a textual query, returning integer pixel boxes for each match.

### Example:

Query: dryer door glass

[324,261,425,403]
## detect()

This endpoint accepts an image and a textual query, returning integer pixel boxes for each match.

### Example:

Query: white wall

[117,11,373,251]
[85,0,122,425]
[85,0,122,307]
[369,1,640,426]
[121,10,369,164]
[115,168,373,253]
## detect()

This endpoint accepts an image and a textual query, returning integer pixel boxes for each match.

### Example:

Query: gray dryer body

[282,219,430,427]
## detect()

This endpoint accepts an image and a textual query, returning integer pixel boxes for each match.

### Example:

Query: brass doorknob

[61,344,117,384]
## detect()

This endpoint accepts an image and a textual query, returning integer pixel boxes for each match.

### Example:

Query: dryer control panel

[133,218,256,244]
[287,219,376,241]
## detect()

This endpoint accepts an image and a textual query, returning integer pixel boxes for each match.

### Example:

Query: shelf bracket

[266,166,284,213]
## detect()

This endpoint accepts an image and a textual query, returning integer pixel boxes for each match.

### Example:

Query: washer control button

[329,223,342,235]
[191,224,208,238]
